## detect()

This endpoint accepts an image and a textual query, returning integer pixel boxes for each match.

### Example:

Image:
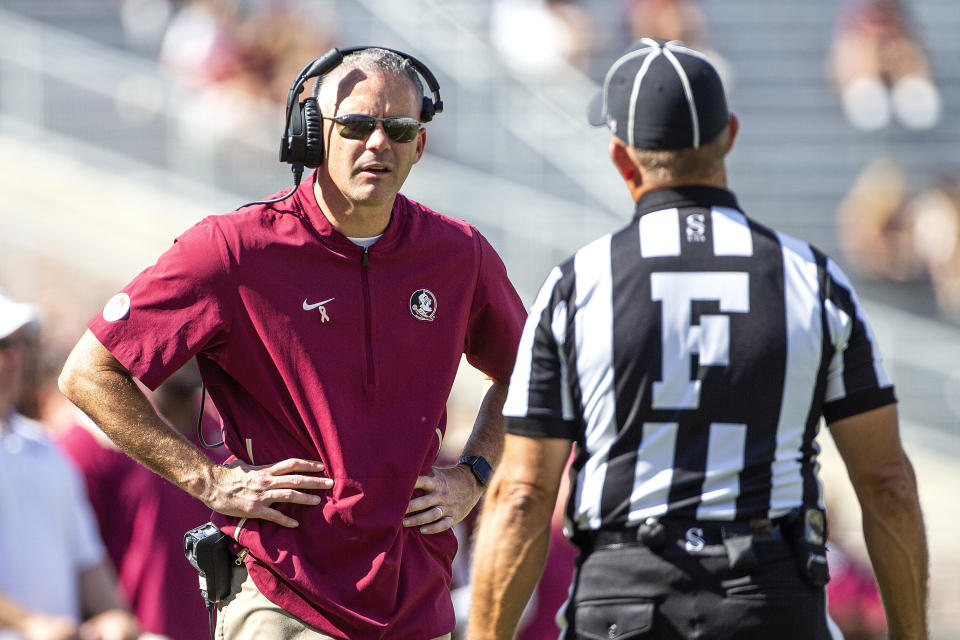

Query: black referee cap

[587,39,728,150]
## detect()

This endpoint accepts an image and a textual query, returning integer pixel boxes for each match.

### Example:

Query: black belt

[574,516,785,551]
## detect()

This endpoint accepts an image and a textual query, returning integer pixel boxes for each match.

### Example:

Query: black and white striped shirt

[504,186,895,530]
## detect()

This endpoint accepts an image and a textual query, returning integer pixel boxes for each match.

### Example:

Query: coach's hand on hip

[403,464,482,534]
[204,458,334,528]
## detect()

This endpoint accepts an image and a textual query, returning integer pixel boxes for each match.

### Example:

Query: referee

[467,39,928,639]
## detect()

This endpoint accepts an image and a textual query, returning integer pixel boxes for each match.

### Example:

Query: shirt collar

[632,185,741,221]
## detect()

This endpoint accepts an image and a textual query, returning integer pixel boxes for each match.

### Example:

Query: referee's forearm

[859,454,928,639]
[466,476,552,640]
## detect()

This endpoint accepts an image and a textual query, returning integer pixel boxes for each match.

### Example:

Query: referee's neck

[629,171,729,203]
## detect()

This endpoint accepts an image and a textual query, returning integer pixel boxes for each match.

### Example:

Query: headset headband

[283,46,444,134]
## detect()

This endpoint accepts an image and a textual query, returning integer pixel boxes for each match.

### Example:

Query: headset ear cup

[420,97,434,123]
[302,97,325,167]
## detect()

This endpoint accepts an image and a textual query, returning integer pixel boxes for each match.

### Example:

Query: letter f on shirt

[650,272,749,409]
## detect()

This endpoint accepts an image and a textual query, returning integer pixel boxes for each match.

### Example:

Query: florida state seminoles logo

[410,289,437,322]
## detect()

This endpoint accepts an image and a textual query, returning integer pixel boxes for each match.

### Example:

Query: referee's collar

[632,186,740,221]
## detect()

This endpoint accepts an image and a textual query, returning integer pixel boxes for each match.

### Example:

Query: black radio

[784,508,830,588]
[183,522,233,604]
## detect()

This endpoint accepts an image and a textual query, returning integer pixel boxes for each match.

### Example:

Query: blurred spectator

[489,0,735,86]
[121,0,176,53]
[159,0,336,103]
[158,0,244,91]
[53,362,225,640]
[821,495,887,640]
[157,0,337,163]
[837,157,960,321]
[907,176,960,317]
[0,292,140,640]
[836,157,919,283]
[828,0,941,131]
[489,0,594,76]
[625,0,708,47]
[826,541,888,640]
[624,0,734,93]
[232,1,338,104]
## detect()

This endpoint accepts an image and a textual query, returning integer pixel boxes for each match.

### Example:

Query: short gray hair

[628,125,731,183]
[312,48,424,113]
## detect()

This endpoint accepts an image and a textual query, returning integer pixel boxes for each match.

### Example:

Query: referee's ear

[609,138,643,196]
[724,113,740,156]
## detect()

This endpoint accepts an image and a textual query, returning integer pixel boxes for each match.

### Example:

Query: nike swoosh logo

[303,298,335,311]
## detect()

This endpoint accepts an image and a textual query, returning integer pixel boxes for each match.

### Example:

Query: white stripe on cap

[661,42,701,148]
[600,39,658,130]
[663,41,714,64]
[627,50,662,148]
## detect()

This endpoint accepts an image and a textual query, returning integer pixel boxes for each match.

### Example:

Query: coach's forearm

[858,454,928,640]
[59,330,219,501]
[459,380,508,468]
[61,331,332,529]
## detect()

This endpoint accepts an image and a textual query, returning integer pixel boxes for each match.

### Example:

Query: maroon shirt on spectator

[57,424,214,640]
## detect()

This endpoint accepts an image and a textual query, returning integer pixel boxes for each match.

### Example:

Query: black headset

[279,46,444,169]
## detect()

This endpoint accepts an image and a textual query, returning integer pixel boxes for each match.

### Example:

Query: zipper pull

[362,247,369,267]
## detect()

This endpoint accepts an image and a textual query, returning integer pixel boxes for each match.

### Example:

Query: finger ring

[436,506,443,518]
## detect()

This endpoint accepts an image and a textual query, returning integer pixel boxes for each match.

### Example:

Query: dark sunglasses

[323,114,422,143]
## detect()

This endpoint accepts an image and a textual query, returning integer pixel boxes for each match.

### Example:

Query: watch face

[463,455,492,486]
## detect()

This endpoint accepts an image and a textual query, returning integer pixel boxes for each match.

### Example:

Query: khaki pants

[218,564,451,640]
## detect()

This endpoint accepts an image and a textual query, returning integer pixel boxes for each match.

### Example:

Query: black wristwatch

[458,455,493,487]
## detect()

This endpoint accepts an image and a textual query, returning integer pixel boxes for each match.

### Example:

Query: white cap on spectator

[0,291,39,340]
